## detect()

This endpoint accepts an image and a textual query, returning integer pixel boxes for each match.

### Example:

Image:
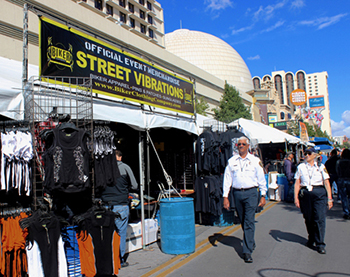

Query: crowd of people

[222,140,350,263]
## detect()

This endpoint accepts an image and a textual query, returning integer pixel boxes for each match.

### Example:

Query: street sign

[273,121,287,130]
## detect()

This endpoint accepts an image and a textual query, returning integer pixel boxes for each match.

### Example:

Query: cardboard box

[126,219,159,253]
[269,185,284,201]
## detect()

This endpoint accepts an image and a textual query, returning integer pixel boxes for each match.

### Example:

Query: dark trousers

[298,186,327,247]
[233,187,259,254]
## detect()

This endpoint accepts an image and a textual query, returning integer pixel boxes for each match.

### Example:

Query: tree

[212,83,252,123]
[287,118,331,139]
[195,95,209,116]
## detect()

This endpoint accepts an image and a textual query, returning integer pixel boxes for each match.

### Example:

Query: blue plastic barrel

[159,197,195,255]
[277,174,289,200]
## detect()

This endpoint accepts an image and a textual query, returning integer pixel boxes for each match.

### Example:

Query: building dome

[165,29,253,102]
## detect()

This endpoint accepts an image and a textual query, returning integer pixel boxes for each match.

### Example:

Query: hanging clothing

[75,208,121,277]
[1,131,33,196]
[219,129,244,172]
[43,127,91,193]
[25,210,68,277]
[93,125,120,193]
[194,175,223,216]
[196,130,220,174]
[0,212,29,277]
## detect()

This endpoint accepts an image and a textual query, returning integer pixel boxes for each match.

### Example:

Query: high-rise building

[252,70,332,136]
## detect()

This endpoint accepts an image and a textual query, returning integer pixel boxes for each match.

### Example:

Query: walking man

[294,147,333,254]
[223,136,267,263]
[284,152,296,203]
[102,150,138,267]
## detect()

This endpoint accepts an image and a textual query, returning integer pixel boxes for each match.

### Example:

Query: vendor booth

[0,45,200,276]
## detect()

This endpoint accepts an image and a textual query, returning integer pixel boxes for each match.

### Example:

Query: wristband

[328,199,333,202]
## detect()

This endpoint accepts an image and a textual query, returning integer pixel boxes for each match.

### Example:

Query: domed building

[165,29,253,104]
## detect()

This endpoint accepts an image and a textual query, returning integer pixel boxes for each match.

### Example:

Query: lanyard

[307,165,316,187]
[239,158,247,172]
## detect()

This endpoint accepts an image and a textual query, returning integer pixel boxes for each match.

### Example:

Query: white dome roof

[165,29,253,101]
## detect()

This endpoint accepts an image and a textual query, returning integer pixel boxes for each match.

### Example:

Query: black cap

[305,147,317,153]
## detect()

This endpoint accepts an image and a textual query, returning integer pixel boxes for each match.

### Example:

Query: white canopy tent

[230,118,302,145]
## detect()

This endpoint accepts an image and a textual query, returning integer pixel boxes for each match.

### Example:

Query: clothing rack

[0,120,31,132]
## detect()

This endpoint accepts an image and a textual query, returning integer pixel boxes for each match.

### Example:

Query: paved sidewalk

[118,201,277,277]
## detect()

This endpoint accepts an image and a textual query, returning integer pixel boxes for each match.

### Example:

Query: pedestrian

[294,147,333,254]
[284,152,296,203]
[325,149,339,196]
[335,148,350,219]
[223,136,267,263]
[101,150,138,267]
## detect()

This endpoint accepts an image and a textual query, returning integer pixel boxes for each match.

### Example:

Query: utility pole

[22,3,28,118]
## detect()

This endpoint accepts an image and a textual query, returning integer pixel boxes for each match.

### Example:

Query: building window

[147,1,152,10]
[140,24,146,34]
[129,3,134,13]
[139,0,145,5]
[106,4,113,16]
[253,77,261,89]
[280,111,285,120]
[274,75,284,105]
[149,28,154,38]
[119,0,126,7]
[120,12,126,23]
[148,15,153,24]
[140,10,145,19]
[297,71,305,91]
[130,18,135,28]
[95,0,102,10]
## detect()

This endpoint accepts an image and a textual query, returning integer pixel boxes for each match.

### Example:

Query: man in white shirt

[223,136,267,263]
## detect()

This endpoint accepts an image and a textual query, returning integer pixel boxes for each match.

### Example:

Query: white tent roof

[0,57,199,135]
[230,118,301,144]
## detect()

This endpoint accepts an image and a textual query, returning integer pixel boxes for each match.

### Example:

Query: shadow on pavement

[257,268,350,277]
[208,233,244,259]
[269,229,307,245]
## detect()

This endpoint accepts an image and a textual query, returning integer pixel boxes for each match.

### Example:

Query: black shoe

[243,253,253,263]
[121,261,129,268]
[317,247,326,254]
[306,240,315,248]
[343,214,350,220]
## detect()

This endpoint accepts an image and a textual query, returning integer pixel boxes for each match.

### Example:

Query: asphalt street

[119,200,350,277]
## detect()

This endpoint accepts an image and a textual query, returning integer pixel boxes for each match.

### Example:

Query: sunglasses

[305,152,313,156]
[237,143,247,146]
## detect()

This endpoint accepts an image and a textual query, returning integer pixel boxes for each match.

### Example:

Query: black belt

[233,187,257,191]
[301,186,325,190]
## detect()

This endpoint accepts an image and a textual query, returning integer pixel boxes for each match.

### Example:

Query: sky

[159,0,350,137]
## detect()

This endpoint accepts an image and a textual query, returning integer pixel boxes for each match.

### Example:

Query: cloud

[299,13,348,30]
[253,0,287,21]
[231,24,254,35]
[331,120,347,137]
[342,110,350,125]
[331,110,350,137]
[260,20,285,33]
[205,0,233,11]
[247,55,260,60]
[290,0,305,9]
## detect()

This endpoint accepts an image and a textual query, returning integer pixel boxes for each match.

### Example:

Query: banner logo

[47,37,74,71]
